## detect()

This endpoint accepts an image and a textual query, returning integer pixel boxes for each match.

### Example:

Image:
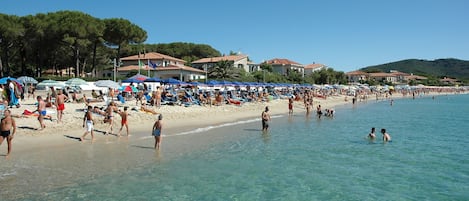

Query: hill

[360,58,469,80]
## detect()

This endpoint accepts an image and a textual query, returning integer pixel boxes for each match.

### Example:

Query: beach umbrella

[128,74,148,81]
[37,79,65,89]
[122,78,143,83]
[17,76,38,84]
[119,85,138,93]
[144,77,162,82]
[206,80,219,86]
[95,80,120,89]
[162,78,183,85]
[0,76,20,84]
[65,78,87,86]
[217,80,233,86]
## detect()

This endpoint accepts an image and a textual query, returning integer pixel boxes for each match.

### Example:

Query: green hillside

[360,58,469,80]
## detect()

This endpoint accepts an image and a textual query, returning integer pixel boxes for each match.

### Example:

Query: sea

[2,94,469,200]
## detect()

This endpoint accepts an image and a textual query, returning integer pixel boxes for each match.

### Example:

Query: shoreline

[4,91,465,154]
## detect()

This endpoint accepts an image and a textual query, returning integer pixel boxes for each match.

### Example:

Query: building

[345,70,369,83]
[304,63,327,75]
[115,52,206,82]
[346,70,428,84]
[264,58,304,77]
[440,77,460,85]
[192,54,250,72]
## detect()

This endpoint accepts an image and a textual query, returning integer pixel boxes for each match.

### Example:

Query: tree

[0,14,24,77]
[103,18,147,72]
[208,60,237,80]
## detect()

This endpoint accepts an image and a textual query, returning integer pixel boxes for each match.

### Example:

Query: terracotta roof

[304,63,325,69]
[192,55,248,63]
[390,71,410,76]
[117,65,205,73]
[265,58,301,65]
[405,75,427,80]
[369,72,393,77]
[346,70,368,75]
[155,65,205,73]
[120,52,185,63]
[440,77,458,82]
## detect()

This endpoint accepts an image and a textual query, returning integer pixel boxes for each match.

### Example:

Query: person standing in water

[0,109,16,158]
[152,114,163,150]
[261,106,271,131]
[368,127,376,139]
[381,128,392,142]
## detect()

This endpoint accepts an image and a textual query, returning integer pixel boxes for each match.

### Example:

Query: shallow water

[3,94,469,200]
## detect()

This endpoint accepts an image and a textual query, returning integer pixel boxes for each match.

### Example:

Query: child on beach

[152,114,163,150]
[117,106,129,137]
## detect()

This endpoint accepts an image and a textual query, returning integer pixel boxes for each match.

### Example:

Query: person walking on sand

[80,105,95,142]
[381,128,392,142]
[35,96,46,130]
[152,114,163,150]
[55,90,68,123]
[117,106,129,137]
[261,106,271,131]
[104,102,116,135]
[0,109,16,158]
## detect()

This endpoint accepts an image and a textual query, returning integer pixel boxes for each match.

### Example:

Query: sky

[2,0,469,72]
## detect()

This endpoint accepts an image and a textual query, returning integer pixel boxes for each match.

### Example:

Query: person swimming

[381,128,392,142]
[368,127,376,139]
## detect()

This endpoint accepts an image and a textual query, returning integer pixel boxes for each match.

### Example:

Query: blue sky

[2,0,469,72]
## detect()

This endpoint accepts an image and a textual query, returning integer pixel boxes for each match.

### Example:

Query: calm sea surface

[9,94,469,200]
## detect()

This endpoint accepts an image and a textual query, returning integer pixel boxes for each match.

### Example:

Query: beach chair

[117,94,126,104]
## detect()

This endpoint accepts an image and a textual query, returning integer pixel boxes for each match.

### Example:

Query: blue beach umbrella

[0,76,19,84]
[144,77,162,82]
[122,78,143,83]
[162,78,184,85]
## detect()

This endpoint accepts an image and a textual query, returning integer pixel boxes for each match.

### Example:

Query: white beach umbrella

[95,80,120,89]
[65,78,87,86]
[17,76,38,84]
[37,79,66,89]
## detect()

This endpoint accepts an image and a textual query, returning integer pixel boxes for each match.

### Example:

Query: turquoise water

[16,95,469,200]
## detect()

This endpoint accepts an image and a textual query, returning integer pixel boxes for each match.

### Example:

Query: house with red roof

[116,52,206,82]
[345,70,369,83]
[304,63,327,75]
[192,54,251,72]
[264,58,304,77]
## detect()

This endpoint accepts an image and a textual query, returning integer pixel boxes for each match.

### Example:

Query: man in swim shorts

[117,106,129,137]
[80,105,95,142]
[36,96,46,130]
[152,114,163,150]
[55,90,68,123]
[261,106,271,131]
[0,109,16,158]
